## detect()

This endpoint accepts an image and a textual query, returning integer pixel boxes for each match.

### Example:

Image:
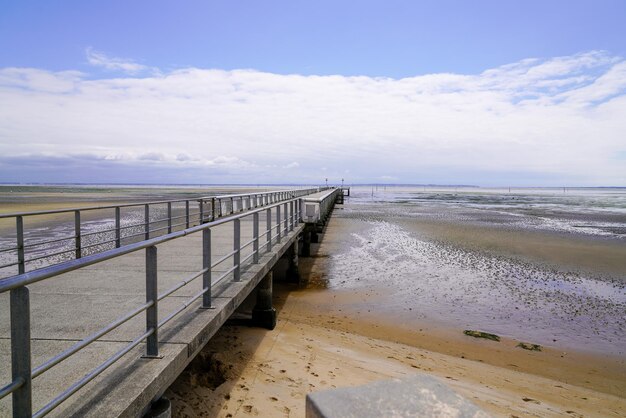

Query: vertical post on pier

[144,204,150,240]
[185,201,190,229]
[74,210,81,259]
[266,208,272,251]
[212,197,218,221]
[276,205,281,243]
[289,201,294,231]
[199,200,204,224]
[11,286,32,417]
[202,229,212,308]
[115,207,121,248]
[233,219,241,281]
[283,203,288,235]
[145,245,159,357]
[16,216,25,274]
[298,199,302,223]
[231,197,234,214]
[167,202,172,234]
[253,212,259,264]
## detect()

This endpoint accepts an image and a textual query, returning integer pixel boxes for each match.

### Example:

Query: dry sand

[166,295,626,418]
[166,214,626,417]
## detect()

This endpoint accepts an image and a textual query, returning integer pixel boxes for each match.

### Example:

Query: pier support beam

[301,228,312,257]
[252,271,276,330]
[286,242,300,283]
[310,225,319,243]
[144,397,171,418]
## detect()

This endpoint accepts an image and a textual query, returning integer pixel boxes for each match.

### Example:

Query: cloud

[85,47,148,74]
[0,50,625,185]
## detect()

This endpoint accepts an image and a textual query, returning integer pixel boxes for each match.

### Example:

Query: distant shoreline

[1,183,625,189]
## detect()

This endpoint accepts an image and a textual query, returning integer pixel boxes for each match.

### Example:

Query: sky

[0,0,625,186]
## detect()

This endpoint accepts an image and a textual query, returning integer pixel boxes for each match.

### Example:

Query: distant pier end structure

[0,187,342,417]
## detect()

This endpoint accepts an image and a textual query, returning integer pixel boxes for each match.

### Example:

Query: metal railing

[0,195,312,417]
[0,188,323,278]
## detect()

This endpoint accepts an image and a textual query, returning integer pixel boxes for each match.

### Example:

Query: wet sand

[166,209,626,417]
[394,216,626,278]
[3,186,623,416]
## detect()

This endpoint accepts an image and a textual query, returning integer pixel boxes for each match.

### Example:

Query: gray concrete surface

[306,374,490,418]
[0,204,304,417]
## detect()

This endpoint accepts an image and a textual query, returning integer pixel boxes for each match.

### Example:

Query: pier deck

[0,189,341,417]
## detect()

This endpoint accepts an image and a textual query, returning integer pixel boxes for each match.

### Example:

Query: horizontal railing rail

[0,188,327,279]
[0,193,321,417]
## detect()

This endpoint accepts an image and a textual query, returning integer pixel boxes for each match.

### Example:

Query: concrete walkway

[0,206,303,417]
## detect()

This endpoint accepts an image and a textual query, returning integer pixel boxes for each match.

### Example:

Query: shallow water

[326,187,626,356]
[353,186,626,238]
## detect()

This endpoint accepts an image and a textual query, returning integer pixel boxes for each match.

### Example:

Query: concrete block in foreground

[306,374,490,418]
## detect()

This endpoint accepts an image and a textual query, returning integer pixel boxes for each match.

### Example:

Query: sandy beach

[1,185,624,416]
[166,188,626,417]
[165,254,626,417]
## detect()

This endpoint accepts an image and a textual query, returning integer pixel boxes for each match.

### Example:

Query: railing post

[199,200,204,224]
[253,212,259,264]
[233,219,240,281]
[231,197,234,214]
[145,245,159,357]
[289,201,294,231]
[283,203,288,235]
[115,207,121,248]
[276,205,281,243]
[185,201,190,228]
[11,286,32,417]
[16,216,25,274]
[167,202,172,233]
[212,197,217,221]
[202,229,212,308]
[144,204,150,240]
[74,210,81,259]
[266,208,272,251]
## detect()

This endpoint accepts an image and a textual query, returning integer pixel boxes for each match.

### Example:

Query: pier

[0,187,342,417]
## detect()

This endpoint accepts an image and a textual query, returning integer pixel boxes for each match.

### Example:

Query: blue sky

[0,1,625,185]
[2,0,625,77]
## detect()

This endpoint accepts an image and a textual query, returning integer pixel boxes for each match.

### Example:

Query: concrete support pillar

[302,229,312,257]
[144,397,171,418]
[286,242,300,283]
[311,225,319,243]
[252,271,276,330]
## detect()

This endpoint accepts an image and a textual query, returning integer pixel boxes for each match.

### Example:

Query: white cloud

[85,47,148,74]
[0,51,625,185]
